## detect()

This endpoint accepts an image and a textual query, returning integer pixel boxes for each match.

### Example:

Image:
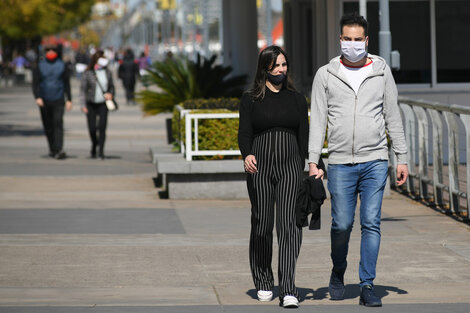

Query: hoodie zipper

[352,95,358,164]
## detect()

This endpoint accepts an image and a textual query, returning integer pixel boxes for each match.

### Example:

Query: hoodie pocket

[354,115,385,153]
[327,115,354,154]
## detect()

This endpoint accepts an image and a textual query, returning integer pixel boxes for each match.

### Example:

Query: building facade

[283,0,470,102]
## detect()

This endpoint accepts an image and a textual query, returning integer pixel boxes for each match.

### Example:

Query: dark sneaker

[55,151,67,160]
[360,285,382,307]
[329,269,345,300]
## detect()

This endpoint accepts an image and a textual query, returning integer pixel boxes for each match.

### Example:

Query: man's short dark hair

[340,12,368,37]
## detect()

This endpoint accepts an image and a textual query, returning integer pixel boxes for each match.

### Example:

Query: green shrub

[172,97,240,147]
[182,97,240,110]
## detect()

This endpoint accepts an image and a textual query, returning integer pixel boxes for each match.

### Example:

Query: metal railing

[390,96,470,220]
[175,105,241,160]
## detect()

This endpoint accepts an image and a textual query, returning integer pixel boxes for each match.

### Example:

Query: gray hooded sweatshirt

[308,54,407,165]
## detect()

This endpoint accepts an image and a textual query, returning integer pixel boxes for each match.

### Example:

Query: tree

[0,0,96,39]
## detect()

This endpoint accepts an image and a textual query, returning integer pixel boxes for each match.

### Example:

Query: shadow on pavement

[0,124,43,137]
[247,284,408,302]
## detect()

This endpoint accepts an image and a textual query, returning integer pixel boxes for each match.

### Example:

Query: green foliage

[171,97,240,146]
[171,98,242,160]
[0,0,95,39]
[181,97,240,110]
[191,54,247,98]
[138,54,247,115]
[194,109,241,160]
[139,58,194,115]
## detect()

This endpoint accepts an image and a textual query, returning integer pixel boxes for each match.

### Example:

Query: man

[308,13,408,307]
[33,45,72,159]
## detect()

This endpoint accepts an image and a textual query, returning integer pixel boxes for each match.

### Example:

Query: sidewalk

[0,81,469,313]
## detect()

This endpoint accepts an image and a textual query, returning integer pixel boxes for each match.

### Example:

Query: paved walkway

[0,81,469,312]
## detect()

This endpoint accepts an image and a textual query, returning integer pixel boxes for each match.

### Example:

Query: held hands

[396,164,409,186]
[308,163,325,180]
[244,155,258,173]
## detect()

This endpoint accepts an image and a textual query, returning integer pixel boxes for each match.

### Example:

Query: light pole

[378,0,392,65]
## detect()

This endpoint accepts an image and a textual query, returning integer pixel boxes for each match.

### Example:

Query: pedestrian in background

[118,48,139,105]
[238,45,325,308]
[11,52,29,84]
[308,12,409,307]
[80,50,115,160]
[138,51,151,87]
[32,44,72,159]
[75,48,89,80]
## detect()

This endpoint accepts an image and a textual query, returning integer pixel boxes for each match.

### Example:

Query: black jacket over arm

[295,176,327,230]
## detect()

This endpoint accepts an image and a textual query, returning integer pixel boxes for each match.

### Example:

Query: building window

[436,0,470,83]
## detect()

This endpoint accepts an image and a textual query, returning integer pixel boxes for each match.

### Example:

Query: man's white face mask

[341,41,367,63]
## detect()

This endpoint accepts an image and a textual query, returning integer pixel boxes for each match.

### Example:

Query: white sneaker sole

[257,291,273,302]
[283,297,299,308]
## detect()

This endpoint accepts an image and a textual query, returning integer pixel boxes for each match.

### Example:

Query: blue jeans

[327,160,388,287]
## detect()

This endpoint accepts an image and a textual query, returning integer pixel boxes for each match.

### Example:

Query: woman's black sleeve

[238,94,254,159]
[297,93,309,159]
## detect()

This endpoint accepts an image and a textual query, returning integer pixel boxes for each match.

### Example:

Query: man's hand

[104,93,113,100]
[65,101,72,112]
[396,164,409,186]
[309,162,325,179]
[35,98,44,107]
[244,154,258,174]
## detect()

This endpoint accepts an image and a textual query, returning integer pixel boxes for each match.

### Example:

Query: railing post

[460,114,470,218]
[194,118,199,152]
[443,111,461,214]
[413,106,430,200]
[185,114,193,161]
[428,109,445,207]
[400,103,417,195]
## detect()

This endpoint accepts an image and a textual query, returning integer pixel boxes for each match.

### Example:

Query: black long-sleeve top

[238,88,310,160]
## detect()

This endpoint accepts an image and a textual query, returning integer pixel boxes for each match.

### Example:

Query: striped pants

[247,130,303,299]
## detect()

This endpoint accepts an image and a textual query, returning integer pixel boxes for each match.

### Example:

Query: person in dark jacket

[75,48,89,80]
[237,45,325,308]
[32,44,72,159]
[118,48,139,105]
[80,50,115,159]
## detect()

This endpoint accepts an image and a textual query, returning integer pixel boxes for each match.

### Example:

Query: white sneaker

[282,295,299,308]
[257,290,273,302]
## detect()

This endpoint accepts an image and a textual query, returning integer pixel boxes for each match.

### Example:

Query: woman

[238,46,325,308]
[80,50,115,159]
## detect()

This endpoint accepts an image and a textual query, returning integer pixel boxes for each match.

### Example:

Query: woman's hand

[35,98,44,107]
[244,155,258,173]
[308,163,325,180]
[104,93,113,100]
[81,106,88,114]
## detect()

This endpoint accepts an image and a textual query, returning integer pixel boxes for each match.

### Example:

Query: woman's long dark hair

[246,45,296,100]
[86,50,104,71]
